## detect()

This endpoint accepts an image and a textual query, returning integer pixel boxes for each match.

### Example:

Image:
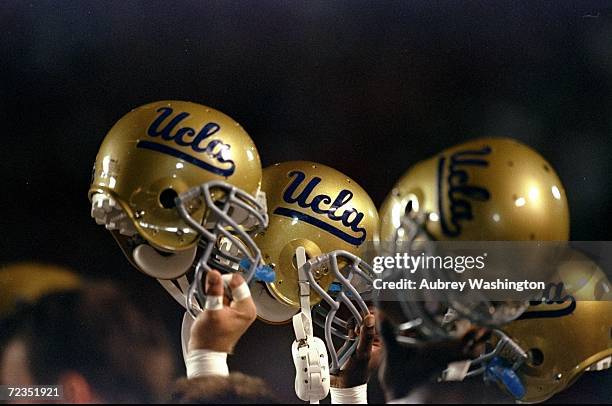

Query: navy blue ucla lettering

[273,170,367,246]
[136,107,235,177]
[438,146,492,237]
[517,282,576,320]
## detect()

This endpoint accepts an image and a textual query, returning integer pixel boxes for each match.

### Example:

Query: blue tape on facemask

[485,357,526,400]
[254,265,275,283]
[239,258,276,283]
[328,282,343,293]
[328,282,357,298]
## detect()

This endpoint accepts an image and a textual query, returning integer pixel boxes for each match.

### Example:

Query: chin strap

[181,310,195,362]
[441,329,528,401]
[292,246,330,404]
[158,276,196,311]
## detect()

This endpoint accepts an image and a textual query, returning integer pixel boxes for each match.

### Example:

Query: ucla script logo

[517,282,576,320]
[437,146,492,237]
[136,107,235,177]
[273,171,367,246]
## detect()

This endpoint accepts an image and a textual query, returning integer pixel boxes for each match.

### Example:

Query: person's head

[0,282,176,403]
[171,373,279,404]
[0,262,82,321]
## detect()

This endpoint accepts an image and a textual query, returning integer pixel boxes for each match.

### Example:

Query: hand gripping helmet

[248,161,379,371]
[378,137,570,337]
[88,101,268,316]
[467,249,612,403]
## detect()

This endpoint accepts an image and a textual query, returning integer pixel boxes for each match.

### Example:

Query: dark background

[1,1,611,403]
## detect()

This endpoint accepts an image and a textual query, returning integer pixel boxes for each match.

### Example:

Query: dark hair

[3,282,175,403]
[171,373,280,404]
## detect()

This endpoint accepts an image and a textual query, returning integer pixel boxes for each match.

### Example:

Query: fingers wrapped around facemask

[211,273,257,321]
[356,314,376,359]
[203,271,225,311]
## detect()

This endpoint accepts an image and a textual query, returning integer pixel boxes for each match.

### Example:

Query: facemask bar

[175,180,269,318]
[312,299,354,342]
[391,213,454,341]
[303,250,373,374]
[312,275,375,342]
[391,212,528,340]
[394,211,531,398]
[454,329,529,400]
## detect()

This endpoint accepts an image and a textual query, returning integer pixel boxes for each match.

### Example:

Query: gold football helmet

[248,161,379,373]
[88,100,268,315]
[467,249,612,403]
[379,137,569,243]
[377,137,570,337]
[250,161,379,324]
[0,263,81,319]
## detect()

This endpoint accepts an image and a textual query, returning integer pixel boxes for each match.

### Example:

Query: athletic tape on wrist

[185,349,229,378]
[330,384,368,404]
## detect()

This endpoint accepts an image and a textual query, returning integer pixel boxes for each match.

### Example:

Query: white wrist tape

[185,349,229,378]
[330,384,368,404]
[204,295,224,311]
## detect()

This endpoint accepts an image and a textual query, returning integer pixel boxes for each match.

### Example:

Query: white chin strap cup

[133,244,196,280]
[251,282,299,324]
[292,247,330,404]
[292,336,330,403]
[133,244,197,314]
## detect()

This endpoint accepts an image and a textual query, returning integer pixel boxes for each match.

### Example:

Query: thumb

[356,314,376,357]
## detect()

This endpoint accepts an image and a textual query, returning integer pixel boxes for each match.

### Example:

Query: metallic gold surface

[501,250,612,403]
[88,100,262,252]
[554,249,612,302]
[377,137,609,403]
[254,161,379,322]
[379,137,570,242]
[0,263,81,318]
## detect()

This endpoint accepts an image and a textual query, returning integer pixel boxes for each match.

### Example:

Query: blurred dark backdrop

[1,1,611,403]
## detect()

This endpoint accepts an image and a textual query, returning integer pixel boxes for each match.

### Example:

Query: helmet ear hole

[404,193,420,218]
[159,188,178,209]
[528,348,545,367]
[406,200,414,214]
